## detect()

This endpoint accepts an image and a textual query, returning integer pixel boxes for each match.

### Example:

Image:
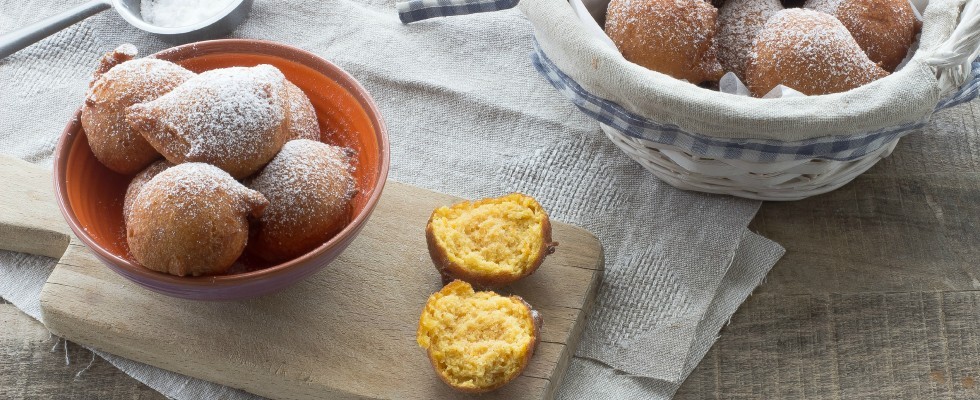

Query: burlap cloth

[0,1,784,398]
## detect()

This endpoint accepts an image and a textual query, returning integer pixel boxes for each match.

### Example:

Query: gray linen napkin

[0,1,783,398]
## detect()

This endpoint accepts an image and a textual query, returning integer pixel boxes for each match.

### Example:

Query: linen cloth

[0,1,783,398]
[401,0,979,154]
[520,0,964,142]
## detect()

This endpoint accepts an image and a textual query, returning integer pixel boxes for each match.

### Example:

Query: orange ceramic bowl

[53,39,389,300]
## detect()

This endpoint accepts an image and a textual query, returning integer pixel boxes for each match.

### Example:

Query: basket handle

[927,0,980,89]
[397,0,519,23]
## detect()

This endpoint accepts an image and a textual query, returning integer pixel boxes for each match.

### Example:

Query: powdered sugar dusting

[605,0,722,83]
[133,163,265,220]
[806,0,920,71]
[82,53,194,174]
[90,44,140,83]
[717,0,783,78]
[248,139,356,258]
[747,9,887,95]
[285,81,319,141]
[115,43,138,58]
[128,64,289,178]
[127,162,267,276]
[803,0,845,13]
[250,139,356,229]
[124,160,174,224]
[88,58,196,106]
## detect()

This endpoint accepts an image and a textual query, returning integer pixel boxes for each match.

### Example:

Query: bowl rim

[53,38,390,288]
[113,0,247,35]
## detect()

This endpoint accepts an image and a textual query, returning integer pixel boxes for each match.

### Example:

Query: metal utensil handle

[0,0,112,59]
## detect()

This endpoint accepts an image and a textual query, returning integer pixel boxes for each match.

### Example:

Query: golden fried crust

[91,43,137,80]
[127,65,291,179]
[417,280,541,393]
[247,140,356,263]
[284,82,320,141]
[745,9,889,96]
[605,0,724,84]
[123,160,174,225]
[716,0,784,78]
[81,45,194,175]
[425,193,557,289]
[833,0,920,72]
[126,163,268,276]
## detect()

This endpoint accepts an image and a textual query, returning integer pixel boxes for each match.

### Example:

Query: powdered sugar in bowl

[117,0,254,43]
[53,39,390,300]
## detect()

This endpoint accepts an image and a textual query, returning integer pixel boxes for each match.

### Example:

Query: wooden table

[2,99,978,398]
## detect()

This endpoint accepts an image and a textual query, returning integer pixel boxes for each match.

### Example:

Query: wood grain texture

[0,155,70,259]
[0,303,164,400]
[675,100,980,398]
[676,291,980,399]
[6,91,980,400]
[38,181,604,400]
[748,104,980,295]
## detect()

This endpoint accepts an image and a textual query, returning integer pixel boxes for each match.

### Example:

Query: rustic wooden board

[0,156,70,259]
[0,302,164,400]
[34,181,603,400]
[8,87,980,400]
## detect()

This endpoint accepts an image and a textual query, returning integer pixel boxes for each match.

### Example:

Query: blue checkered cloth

[531,41,980,162]
[397,0,980,162]
[397,0,519,23]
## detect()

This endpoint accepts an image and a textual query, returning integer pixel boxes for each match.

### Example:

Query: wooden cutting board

[0,155,603,400]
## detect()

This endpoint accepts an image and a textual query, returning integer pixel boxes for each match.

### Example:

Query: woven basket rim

[520,0,971,141]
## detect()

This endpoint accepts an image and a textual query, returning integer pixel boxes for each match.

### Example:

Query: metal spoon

[0,0,253,59]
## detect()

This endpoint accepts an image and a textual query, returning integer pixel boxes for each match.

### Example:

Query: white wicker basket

[591,0,980,200]
[601,129,901,200]
[399,0,980,200]
[556,0,980,201]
